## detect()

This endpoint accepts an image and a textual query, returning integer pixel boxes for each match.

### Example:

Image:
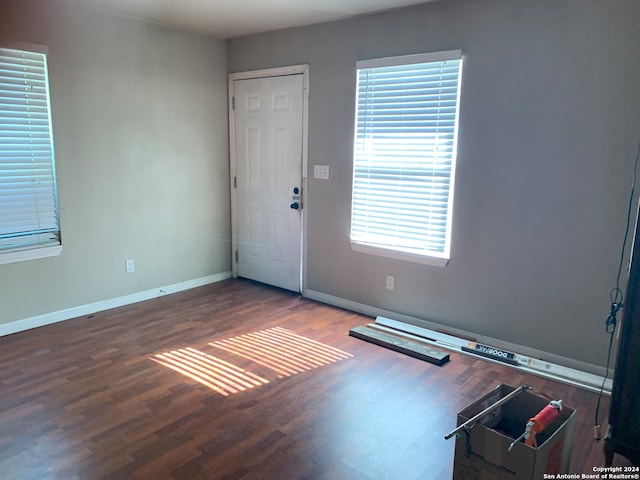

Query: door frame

[228,64,309,293]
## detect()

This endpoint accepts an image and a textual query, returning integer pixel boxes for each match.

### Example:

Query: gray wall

[227,0,640,368]
[0,0,230,325]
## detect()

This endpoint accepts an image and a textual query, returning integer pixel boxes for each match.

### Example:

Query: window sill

[0,244,63,266]
[350,241,449,268]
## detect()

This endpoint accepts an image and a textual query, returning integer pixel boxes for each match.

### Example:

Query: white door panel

[233,74,303,292]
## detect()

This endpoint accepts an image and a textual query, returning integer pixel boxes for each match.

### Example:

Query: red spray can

[524,400,562,447]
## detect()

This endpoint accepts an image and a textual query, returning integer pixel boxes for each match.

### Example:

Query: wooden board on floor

[349,325,450,366]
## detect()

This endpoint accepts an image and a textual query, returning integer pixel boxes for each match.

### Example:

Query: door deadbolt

[291,186,301,210]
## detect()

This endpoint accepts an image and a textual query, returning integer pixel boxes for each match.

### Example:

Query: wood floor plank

[0,278,632,479]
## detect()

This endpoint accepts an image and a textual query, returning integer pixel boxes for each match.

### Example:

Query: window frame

[0,42,62,265]
[350,49,463,268]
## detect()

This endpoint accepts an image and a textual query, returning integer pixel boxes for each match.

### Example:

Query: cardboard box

[453,384,576,480]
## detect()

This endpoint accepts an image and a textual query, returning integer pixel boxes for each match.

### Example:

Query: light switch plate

[314,165,330,180]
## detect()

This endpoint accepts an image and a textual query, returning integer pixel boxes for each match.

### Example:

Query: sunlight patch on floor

[210,327,353,378]
[150,347,269,396]
[152,327,352,394]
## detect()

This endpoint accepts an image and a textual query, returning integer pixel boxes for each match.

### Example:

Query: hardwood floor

[0,278,630,479]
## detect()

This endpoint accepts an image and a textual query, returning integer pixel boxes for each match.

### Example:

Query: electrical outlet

[386,275,395,290]
[313,164,330,180]
[125,259,135,274]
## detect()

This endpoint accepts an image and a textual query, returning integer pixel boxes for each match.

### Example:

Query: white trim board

[0,271,232,337]
[304,288,612,394]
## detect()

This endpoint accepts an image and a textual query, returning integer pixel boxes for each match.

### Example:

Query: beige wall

[0,0,230,325]
[228,0,640,368]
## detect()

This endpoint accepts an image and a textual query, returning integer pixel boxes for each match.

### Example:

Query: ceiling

[78,0,437,39]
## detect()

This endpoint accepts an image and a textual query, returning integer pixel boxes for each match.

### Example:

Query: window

[0,45,61,265]
[350,50,463,267]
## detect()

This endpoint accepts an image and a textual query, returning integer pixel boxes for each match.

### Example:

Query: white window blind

[351,50,462,266]
[0,46,61,262]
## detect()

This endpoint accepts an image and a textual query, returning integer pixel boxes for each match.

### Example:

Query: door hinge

[235,250,238,262]
[234,176,237,188]
[232,96,235,110]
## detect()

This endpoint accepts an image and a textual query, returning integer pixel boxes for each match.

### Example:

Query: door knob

[290,202,299,210]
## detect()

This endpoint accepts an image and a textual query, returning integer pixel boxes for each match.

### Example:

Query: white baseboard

[304,288,612,393]
[0,271,232,337]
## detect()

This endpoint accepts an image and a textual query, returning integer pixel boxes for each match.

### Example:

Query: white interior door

[232,73,304,292]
